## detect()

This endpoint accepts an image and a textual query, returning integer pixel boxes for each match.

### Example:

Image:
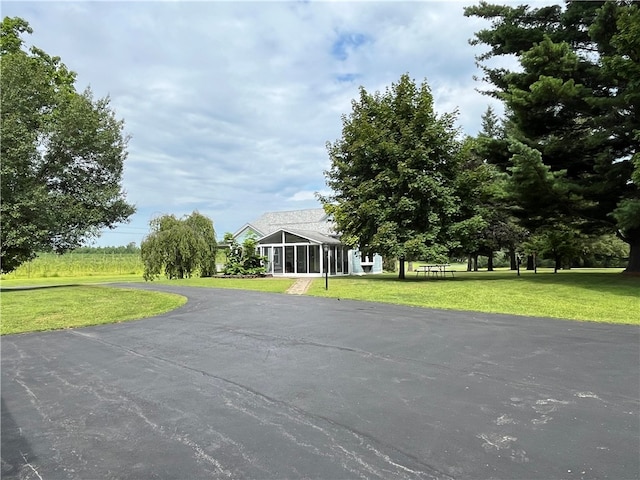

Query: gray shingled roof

[249,208,336,236]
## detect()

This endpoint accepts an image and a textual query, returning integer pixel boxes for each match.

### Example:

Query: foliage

[141,211,217,280]
[72,243,140,254]
[454,115,527,267]
[0,17,135,274]
[465,1,640,272]
[222,233,267,275]
[577,234,629,268]
[321,74,462,279]
[522,225,585,273]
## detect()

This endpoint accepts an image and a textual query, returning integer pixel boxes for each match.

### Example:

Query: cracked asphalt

[2,284,639,479]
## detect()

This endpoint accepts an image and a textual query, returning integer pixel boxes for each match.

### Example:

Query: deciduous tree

[141,212,217,280]
[0,17,135,273]
[320,74,462,279]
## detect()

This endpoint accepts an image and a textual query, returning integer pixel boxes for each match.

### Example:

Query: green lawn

[0,274,296,293]
[307,269,639,325]
[0,275,295,335]
[1,269,636,335]
[0,285,187,335]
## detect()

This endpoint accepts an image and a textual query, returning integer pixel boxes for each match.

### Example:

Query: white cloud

[288,190,330,202]
[2,0,542,246]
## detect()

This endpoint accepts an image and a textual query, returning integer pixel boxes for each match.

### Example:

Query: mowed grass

[307,269,639,325]
[0,274,296,293]
[0,274,294,335]
[1,285,187,335]
[1,262,636,333]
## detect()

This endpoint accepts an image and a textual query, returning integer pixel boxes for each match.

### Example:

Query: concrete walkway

[285,277,313,294]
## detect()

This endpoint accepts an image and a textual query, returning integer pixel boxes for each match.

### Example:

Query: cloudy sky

[4,0,542,246]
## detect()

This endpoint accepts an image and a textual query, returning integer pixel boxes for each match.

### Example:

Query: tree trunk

[408,261,414,272]
[554,254,561,274]
[526,255,534,270]
[487,252,494,271]
[467,255,472,272]
[398,256,406,279]
[623,228,640,273]
[510,250,517,270]
[473,254,479,271]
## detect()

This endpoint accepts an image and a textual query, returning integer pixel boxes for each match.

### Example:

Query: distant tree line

[71,243,140,254]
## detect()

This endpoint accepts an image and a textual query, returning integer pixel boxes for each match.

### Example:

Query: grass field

[307,268,639,325]
[0,252,144,279]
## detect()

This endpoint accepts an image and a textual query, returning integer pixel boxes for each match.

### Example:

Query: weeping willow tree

[141,211,217,280]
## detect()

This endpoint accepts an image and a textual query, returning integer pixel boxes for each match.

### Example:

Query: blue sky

[3,1,544,246]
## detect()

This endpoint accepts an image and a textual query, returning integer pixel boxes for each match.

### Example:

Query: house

[232,208,383,277]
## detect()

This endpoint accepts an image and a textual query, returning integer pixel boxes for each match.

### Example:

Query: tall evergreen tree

[465,1,640,272]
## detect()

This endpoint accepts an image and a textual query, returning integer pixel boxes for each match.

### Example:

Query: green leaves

[466,1,640,271]
[141,212,217,280]
[0,17,135,273]
[222,234,266,276]
[321,74,462,278]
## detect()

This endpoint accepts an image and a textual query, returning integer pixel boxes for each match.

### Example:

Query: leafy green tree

[320,74,462,279]
[465,1,640,272]
[141,211,217,280]
[523,225,584,273]
[454,111,528,271]
[579,233,630,267]
[0,17,135,273]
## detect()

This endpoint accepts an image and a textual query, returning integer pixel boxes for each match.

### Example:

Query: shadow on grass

[338,270,638,298]
[0,284,81,292]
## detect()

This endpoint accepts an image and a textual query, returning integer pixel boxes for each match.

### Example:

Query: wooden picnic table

[414,264,454,278]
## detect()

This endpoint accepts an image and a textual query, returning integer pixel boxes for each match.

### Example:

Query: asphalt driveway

[2,284,638,479]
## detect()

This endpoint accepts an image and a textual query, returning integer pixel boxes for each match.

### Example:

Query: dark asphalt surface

[1,284,639,480]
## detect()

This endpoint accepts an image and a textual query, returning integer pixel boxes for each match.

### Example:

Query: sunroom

[257,229,350,276]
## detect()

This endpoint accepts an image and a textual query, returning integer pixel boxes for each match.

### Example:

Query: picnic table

[414,264,454,278]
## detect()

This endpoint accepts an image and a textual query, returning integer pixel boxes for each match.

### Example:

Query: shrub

[222,234,267,276]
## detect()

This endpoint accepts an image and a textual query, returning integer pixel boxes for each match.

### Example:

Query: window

[273,247,283,273]
[343,247,349,273]
[285,246,294,273]
[309,245,320,273]
[296,245,308,273]
[330,246,337,275]
[285,232,309,244]
[262,246,272,274]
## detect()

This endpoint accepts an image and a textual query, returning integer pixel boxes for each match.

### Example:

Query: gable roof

[258,228,342,245]
[249,208,335,236]
[232,223,265,239]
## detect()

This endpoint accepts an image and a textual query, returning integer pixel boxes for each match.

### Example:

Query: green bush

[222,234,266,276]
